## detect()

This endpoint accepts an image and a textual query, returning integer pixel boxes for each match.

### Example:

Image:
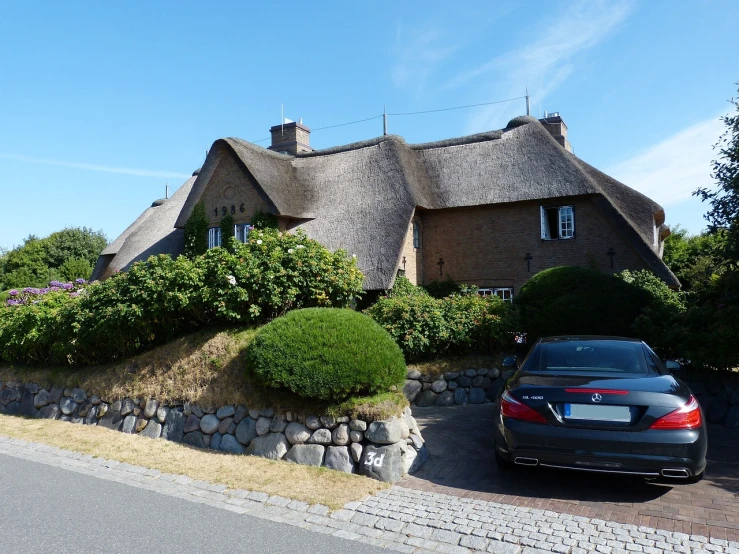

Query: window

[207,227,221,249]
[478,287,513,302]
[235,224,252,244]
[412,221,421,249]
[540,205,575,240]
[535,340,649,374]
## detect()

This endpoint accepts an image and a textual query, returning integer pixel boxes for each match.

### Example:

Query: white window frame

[541,205,575,240]
[478,287,514,302]
[234,223,252,244]
[207,227,221,249]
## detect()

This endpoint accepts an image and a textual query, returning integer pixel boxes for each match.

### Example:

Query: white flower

[256,239,263,245]
[287,248,294,254]
[352,254,357,258]
[296,244,305,249]
[226,275,237,286]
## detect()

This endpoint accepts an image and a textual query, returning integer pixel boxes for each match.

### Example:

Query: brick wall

[398,215,423,285]
[201,151,272,228]
[414,195,650,295]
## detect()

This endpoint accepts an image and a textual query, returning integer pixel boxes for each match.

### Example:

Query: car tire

[687,470,704,484]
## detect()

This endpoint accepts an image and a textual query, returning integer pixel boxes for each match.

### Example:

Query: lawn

[0,414,387,508]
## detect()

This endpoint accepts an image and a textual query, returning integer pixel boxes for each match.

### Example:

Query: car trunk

[509,372,688,431]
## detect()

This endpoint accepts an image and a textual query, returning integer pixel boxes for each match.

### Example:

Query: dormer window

[541,205,575,240]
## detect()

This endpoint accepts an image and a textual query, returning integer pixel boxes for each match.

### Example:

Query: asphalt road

[0,454,387,554]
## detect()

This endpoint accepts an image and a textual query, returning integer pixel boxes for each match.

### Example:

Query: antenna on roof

[525,87,530,116]
[281,103,284,137]
[165,180,169,199]
[383,105,388,136]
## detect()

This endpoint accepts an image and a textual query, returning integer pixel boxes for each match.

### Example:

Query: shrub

[184,202,208,257]
[423,278,478,298]
[388,275,428,298]
[515,266,652,343]
[251,209,279,230]
[246,308,406,401]
[366,292,513,361]
[0,228,364,366]
[219,214,235,252]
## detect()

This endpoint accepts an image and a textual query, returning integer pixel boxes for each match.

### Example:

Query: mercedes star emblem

[592,393,602,403]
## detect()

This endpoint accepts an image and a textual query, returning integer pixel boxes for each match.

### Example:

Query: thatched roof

[99,116,678,288]
[90,176,196,280]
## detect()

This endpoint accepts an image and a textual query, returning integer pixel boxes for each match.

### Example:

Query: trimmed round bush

[515,266,652,342]
[246,308,406,401]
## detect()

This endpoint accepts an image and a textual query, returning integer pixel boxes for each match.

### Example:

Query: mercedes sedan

[493,336,707,482]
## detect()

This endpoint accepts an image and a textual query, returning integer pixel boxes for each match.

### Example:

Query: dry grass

[0,415,388,508]
[407,354,503,379]
[0,326,408,419]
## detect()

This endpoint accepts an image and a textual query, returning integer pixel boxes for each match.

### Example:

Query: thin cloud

[450,0,632,132]
[392,25,458,93]
[0,152,190,179]
[606,115,726,207]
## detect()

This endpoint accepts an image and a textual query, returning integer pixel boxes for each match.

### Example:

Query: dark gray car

[493,336,707,482]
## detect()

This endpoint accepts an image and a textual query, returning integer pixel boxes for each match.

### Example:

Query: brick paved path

[401,405,739,542]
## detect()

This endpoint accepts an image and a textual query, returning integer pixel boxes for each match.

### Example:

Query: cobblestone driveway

[401,405,739,542]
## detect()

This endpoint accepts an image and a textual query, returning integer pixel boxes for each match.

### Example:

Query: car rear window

[536,340,649,374]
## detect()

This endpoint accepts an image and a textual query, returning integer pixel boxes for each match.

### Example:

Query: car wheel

[687,470,704,484]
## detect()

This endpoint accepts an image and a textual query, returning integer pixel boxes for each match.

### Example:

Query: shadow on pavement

[409,404,739,503]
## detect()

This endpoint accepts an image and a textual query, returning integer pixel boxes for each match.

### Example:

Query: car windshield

[536,340,649,374]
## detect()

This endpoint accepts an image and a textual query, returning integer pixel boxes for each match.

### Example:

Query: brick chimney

[538,112,572,152]
[268,120,313,155]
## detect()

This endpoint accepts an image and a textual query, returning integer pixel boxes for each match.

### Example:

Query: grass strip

[0,415,388,508]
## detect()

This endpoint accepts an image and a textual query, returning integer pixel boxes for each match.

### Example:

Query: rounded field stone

[332,424,350,446]
[200,414,220,434]
[406,369,422,379]
[436,391,455,406]
[325,446,354,473]
[349,419,367,432]
[305,415,321,430]
[431,380,447,393]
[269,416,288,433]
[365,418,402,444]
[60,397,78,416]
[235,417,258,445]
[182,431,205,448]
[308,428,332,445]
[233,406,247,424]
[218,417,234,435]
[285,422,311,445]
[144,399,159,418]
[220,434,246,454]
[255,416,271,436]
[246,433,289,460]
[415,390,437,407]
[456,376,472,388]
[320,416,338,429]
[121,415,137,434]
[447,381,458,391]
[350,442,363,462]
[216,405,235,420]
[403,380,422,402]
[210,432,222,450]
[443,372,459,380]
[156,406,169,424]
[71,388,87,404]
[135,418,148,433]
[120,398,135,417]
[359,443,403,483]
[285,444,325,466]
[183,414,201,433]
[162,409,185,442]
[350,430,364,443]
[34,390,50,409]
[469,388,486,404]
[140,419,162,439]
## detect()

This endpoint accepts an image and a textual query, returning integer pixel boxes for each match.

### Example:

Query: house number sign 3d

[363,451,385,468]
[214,203,246,217]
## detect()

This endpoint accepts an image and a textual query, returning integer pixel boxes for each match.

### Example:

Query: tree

[695,85,739,267]
[662,225,724,294]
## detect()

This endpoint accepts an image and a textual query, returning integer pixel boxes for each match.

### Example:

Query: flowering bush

[366,291,515,361]
[0,228,364,366]
[5,279,88,307]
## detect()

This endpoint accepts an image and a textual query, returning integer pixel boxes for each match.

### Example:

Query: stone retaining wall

[685,374,739,428]
[0,381,428,482]
[403,367,508,407]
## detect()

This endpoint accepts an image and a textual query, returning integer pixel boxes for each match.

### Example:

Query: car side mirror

[502,355,518,369]
[665,360,682,371]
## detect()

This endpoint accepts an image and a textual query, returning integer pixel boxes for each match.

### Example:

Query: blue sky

[1,0,737,250]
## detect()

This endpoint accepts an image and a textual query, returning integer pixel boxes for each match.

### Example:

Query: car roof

[539,335,642,343]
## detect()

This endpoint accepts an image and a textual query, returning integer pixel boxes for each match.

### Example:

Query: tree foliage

[695,85,739,266]
[184,202,208,258]
[0,228,106,290]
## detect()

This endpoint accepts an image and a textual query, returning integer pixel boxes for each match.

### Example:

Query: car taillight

[501,391,548,424]
[649,395,702,430]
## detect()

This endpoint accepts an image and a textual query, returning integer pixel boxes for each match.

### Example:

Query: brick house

[92,115,679,297]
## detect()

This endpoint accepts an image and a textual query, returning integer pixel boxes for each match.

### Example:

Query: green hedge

[366,288,514,361]
[0,229,364,366]
[515,266,652,343]
[246,308,406,401]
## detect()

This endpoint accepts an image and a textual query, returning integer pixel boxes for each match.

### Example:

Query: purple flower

[40,288,50,294]
[61,283,73,290]
[8,289,18,297]
[50,286,60,292]
[6,299,20,306]
[49,280,63,287]
[70,292,79,298]
[75,278,87,285]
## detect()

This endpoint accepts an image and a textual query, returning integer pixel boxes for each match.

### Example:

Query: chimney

[268,120,313,155]
[538,112,572,152]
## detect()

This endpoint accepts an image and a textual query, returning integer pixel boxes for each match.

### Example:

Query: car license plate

[564,403,631,422]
